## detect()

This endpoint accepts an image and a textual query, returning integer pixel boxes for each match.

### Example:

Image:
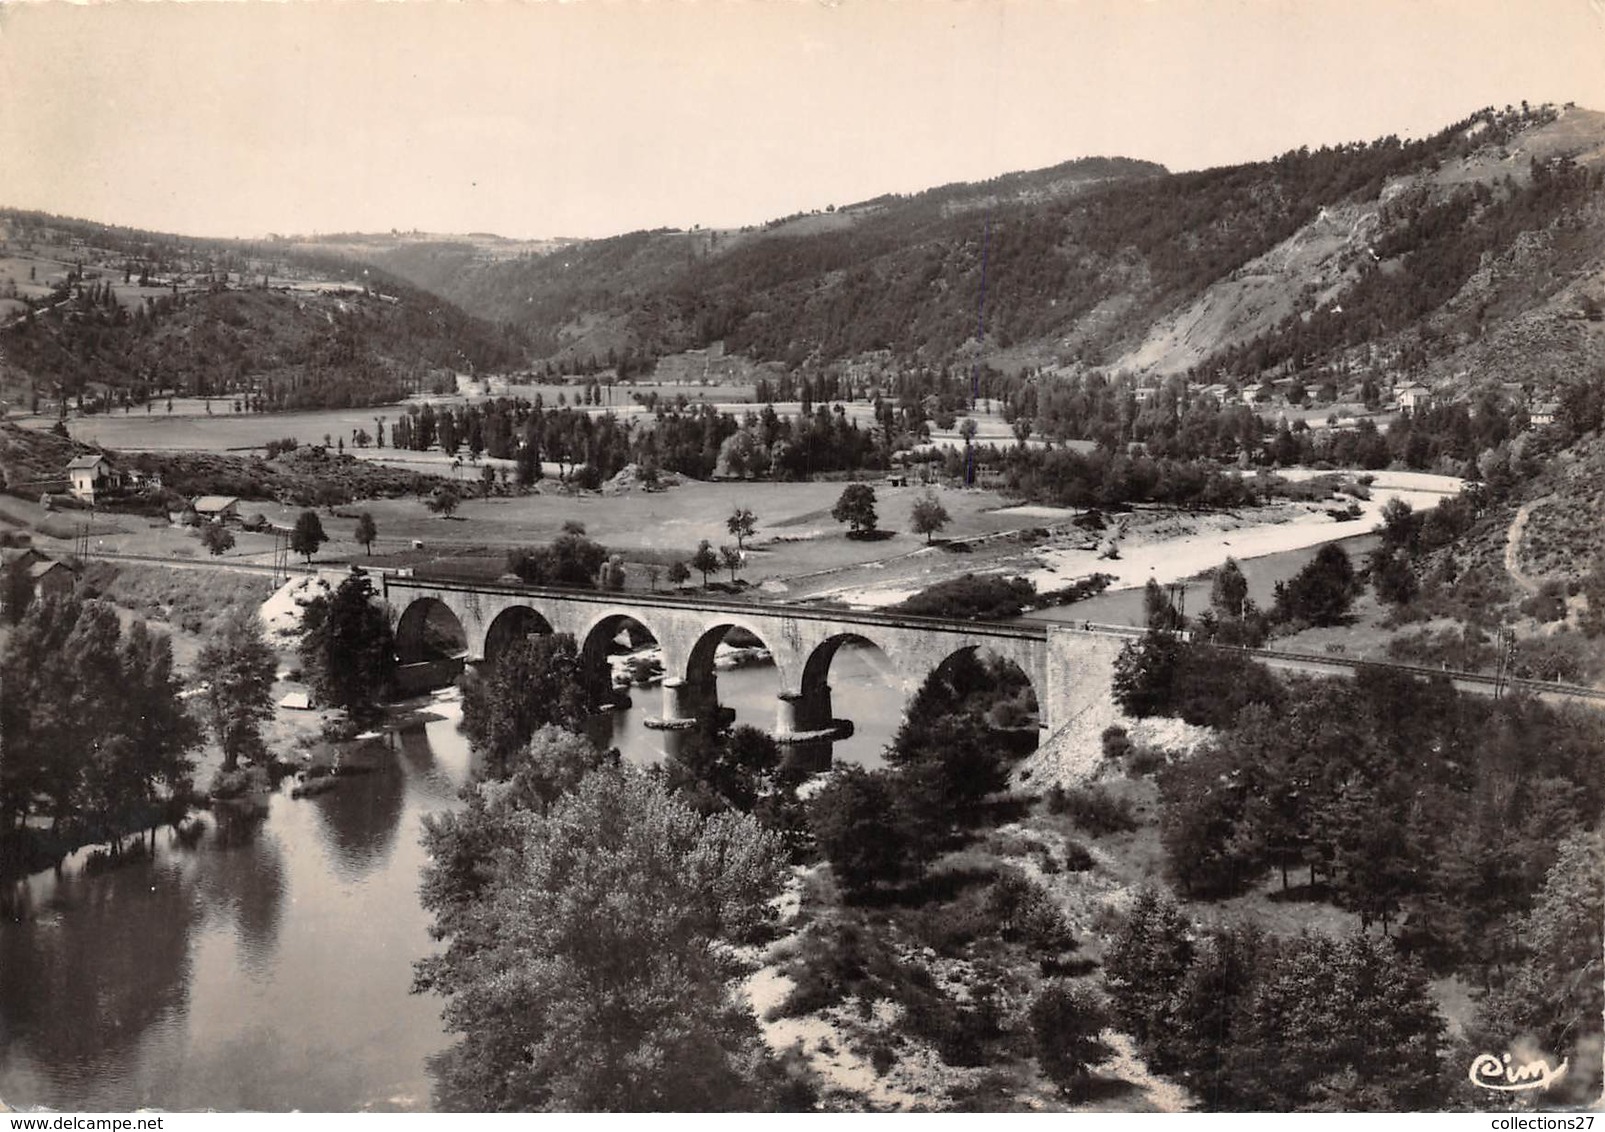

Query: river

[0,647,904,1111]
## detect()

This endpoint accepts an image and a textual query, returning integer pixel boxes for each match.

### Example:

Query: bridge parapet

[381,577,1131,746]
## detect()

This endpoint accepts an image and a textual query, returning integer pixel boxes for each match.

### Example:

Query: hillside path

[1504,496,1550,595]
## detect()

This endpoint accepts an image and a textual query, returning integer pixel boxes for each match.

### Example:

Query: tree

[667,560,691,588]
[601,554,627,591]
[2,557,35,625]
[1274,543,1358,626]
[719,545,743,584]
[0,597,197,842]
[196,606,278,770]
[1111,630,1184,718]
[690,540,720,587]
[507,529,609,589]
[1143,578,1186,631]
[1368,546,1418,605]
[1104,888,1196,1051]
[1159,745,1264,898]
[298,572,396,719]
[646,564,662,592]
[199,522,234,557]
[428,485,462,518]
[289,510,327,564]
[354,512,377,556]
[725,507,757,549]
[1465,830,1603,1108]
[831,483,878,536]
[1230,933,1446,1111]
[414,767,790,1111]
[1030,981,1113,1099]
[1210,557,1249,620]
[459,632,588,777]
[909,490,950,544]
[807,766,908,900]
[664,722,785,817]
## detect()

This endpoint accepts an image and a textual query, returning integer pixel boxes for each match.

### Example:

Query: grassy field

[0,474,1049,587]
[296,479,1034,577]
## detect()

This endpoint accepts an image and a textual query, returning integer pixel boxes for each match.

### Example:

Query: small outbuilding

[27,559,76,602]
[193,496,241,522]
[1,548,77,612]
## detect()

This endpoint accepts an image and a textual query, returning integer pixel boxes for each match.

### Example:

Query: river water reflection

[0,646,905,1111]
[0,706,473,1112]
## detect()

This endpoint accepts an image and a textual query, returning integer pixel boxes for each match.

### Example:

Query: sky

[2,0,1604,242]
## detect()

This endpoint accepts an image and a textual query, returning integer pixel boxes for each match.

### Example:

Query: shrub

[1060,839,1095,872]
[897,573,1037,620]
[1101,725,1132,762]
[1520,579,1568,624]
[1125,744,1168,778]
[1029,981,1112,1099]
[807,766,909,899]
[987,868,1076,953]
[1052,786,1139,836]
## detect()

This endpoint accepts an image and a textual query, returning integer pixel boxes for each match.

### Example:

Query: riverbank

[812,470,1464,609]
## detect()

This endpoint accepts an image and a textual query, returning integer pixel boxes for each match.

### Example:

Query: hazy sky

[3,0,1604,241]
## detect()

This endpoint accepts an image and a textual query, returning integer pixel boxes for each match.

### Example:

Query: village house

[0,547,76,613]
[66,453,113,502]
[1529,401,1560,428]
[1395,383,1432,412]
[192,495,241,523]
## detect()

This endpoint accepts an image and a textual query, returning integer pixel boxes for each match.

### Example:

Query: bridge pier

[772,685,854,774]
[645,677,701,732]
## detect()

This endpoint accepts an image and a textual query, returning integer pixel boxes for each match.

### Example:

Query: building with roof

[1,548,76,614]
[66,454,112,502]
[192,496,241,522]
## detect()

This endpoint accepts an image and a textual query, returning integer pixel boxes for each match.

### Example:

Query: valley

[2,99,1603,1116]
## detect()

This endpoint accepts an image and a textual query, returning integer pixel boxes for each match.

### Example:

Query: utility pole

[272,527,289,588]
[1493,627,1518,699]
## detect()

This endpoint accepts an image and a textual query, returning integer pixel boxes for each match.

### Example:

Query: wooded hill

[0,210,530,410]
[348,105,1605,397]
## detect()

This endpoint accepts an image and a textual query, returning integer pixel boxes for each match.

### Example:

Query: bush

[1029,981,1112,1099]
[986,868,1076,952]
[1113,631,1282,728]
[1520,579,1568,623]
[1049,785,1138,836]
[1101,725,1132,762]
[897,573,1037,620]
[807,766,909,899]
[1125,745,1167,778]
[1385,625,1498,672]
[1060,839,1095,871]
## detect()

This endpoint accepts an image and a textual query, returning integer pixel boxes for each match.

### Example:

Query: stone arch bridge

[382,575,1124,764]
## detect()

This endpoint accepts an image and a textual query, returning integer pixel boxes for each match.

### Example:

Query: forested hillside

[354,105,1605,392]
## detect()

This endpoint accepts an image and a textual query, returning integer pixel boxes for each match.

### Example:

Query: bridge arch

[682,619,782,731]
[395,597,469,664]
[579,610,663,710]
[926,644,1042,735]
[483,605,553,666]
[801,631,897,695]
